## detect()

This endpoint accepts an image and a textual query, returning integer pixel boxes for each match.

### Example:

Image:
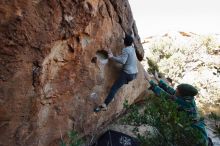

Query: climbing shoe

[94,107,101,112]
[94,104,107,112]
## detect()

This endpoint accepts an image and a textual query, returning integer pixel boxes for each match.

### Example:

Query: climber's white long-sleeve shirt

[111,46,138,74]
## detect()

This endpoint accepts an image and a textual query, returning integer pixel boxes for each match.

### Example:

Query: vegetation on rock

[122,96,205,146]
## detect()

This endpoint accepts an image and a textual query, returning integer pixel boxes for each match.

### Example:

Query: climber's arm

[110,48,128,64]
[149,80,174,100]
[152,71,175,95]
[158,80,176,95]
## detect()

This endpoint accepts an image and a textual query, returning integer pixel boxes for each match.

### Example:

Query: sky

[129,0,220,40]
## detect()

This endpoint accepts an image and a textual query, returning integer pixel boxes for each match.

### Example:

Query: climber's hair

[124,35,133,46]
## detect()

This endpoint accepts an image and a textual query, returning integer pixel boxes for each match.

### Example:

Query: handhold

[96,50,109,64]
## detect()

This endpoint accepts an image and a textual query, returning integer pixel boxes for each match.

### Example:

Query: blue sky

[129,0,220,39]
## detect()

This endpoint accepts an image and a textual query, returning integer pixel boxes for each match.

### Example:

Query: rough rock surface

[0,0,146,146]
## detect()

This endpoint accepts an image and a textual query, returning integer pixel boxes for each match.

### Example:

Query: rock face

[0,0,146,146]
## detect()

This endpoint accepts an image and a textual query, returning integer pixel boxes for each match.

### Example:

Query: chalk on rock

[90,92,98,99]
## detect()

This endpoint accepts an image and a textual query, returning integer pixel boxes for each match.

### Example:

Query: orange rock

[0,0,146,145]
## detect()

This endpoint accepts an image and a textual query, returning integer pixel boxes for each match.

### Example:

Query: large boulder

[0,0,146,146]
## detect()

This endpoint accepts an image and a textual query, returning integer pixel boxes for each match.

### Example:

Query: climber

[94,35,138,112]
[144,71,209,146]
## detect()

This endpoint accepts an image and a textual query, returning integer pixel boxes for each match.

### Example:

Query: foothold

[90,92,98,99]
[64,15,73,23]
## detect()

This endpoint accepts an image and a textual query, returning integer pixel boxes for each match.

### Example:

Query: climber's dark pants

[104,71,137,106]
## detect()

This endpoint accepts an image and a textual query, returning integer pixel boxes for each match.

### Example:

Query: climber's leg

[104,72,127,106]
[94,72,137,112]
[94,72,127,112]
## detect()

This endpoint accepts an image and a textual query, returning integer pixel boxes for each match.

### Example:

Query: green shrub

[122,95,204,146]
[201,36,219,54]
[147,58,159,74]
[208,112,220,137]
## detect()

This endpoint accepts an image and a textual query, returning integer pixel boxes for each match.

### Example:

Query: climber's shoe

[94,107,101,112]
[94,103,107,112]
